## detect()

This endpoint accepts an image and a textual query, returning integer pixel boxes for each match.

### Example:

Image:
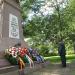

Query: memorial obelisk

[0,0,28,67]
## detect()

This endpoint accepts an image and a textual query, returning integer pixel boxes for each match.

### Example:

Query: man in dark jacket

[58,39,66,67]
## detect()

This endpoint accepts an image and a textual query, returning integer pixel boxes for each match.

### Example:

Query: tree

[20,0,75,55]
[66,0,75,53]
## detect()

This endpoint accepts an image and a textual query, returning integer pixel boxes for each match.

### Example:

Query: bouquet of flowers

[5,47,34,69]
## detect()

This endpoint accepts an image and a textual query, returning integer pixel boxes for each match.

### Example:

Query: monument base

[0,37,28,67]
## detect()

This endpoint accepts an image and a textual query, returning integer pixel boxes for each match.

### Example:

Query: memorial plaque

[9,14,19,39]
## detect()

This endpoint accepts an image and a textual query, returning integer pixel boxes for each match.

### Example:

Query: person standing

[58,39,66,67]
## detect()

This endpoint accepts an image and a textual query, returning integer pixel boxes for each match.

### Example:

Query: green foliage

[20,0,37,20]
[38,45,49,56]
[21,0,75,56]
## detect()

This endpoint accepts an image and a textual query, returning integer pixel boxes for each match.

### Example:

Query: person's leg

[62,55,66,67]
[61,55,66,67]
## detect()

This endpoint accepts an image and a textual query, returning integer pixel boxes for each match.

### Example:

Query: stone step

[0,61,50,75]
[0,59,11,68]
[0,66,18,74]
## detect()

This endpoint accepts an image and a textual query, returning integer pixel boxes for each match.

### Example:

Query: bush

[38,45,49,56]
[49,52,58,56]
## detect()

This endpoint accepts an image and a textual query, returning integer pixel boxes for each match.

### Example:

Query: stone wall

[0,0,28,51]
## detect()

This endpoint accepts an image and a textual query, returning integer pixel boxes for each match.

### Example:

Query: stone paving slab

[0,61,50,75]
[0,61,75,75]
[0,70,19,75]
[29,63,75,75]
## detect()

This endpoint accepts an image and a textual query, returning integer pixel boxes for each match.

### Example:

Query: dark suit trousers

[60,55,66,67]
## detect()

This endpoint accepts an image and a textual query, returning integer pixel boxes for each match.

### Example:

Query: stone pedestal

[0,0,28,67]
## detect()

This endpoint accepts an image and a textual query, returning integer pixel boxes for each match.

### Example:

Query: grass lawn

[44,54,75,63]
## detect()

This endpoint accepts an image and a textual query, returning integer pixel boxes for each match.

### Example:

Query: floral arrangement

[5,47,44,69]
[5,47,34,69]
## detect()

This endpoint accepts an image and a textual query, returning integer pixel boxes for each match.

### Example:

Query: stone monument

[0,0,28,67]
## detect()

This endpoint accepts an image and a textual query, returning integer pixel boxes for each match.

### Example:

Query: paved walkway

[27,62,75,75]
[0,62,75,75]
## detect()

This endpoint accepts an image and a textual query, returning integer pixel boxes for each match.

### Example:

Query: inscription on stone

[9,14,19,39]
